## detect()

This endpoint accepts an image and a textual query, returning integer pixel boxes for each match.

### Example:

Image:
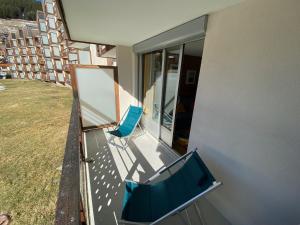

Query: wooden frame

[70,64,120,131]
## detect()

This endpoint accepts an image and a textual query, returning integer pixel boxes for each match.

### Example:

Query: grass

[0,80,72,225]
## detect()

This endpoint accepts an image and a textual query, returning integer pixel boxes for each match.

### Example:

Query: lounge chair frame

[109,105,144,149]
[119,148,222,225]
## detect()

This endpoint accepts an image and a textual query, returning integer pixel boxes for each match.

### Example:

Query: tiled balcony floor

[83,128,229,225]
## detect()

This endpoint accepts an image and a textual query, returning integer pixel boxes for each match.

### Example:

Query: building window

[7,49,13,55]
[40,22,47,32]
[52,46,60,57]
[69,53,78,63]
[48,18,56,29]
[44,48,51,57]
[41,35,49,45]
[46,3,54,14]
[31,47,36,55]
[28,38,33,46]
[50,32,58,43]
[46,59,53,69]
[55,60,62,70]
[22,48,27,55]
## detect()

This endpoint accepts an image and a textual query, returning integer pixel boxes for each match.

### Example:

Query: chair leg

[184,209,192,225]
[194,202,206,225]
[137,123,145,135]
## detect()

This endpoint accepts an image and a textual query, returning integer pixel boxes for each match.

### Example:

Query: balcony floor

[83,128,229,225]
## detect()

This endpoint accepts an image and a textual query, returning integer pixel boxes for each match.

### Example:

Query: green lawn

[0,80,72,225]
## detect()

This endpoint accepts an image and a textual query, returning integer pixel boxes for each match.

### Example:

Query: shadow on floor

[84,128,229,225]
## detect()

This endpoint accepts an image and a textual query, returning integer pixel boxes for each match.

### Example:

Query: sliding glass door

[141,45,183,146]
[160,45,183,146]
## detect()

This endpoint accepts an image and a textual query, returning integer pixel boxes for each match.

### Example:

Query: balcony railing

[55,98,82,225]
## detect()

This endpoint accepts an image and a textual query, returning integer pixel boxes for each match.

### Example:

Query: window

[52,46,60,57]
[32,57,37,64]
[50,32,58,43]
[46,3,54,14]
[31,47,36,55]
[55,60,62,70]
[28,38,33,46]
[8,57,14,63]
[69,53,78,63]
[16,57,21,64]
[24,57,29,64]
[41,35,49,45]
[46,59,53,69]
[40,22,47,32]
[19,30,24,38]
[14,49,19,55]
[11,33,16,39]
[48,18,56,29]
[57,73,64,82]
[49,72,56,81]
[22,48,27,55]
[44,48,51,57]
[19,39,24,46]
[7,49,13,55]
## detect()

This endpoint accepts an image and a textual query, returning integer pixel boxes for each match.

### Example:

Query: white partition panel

[75,66,119,128]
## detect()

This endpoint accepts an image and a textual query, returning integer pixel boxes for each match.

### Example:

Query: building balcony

[38,58,46,65]
[54,65,225,225]
[56,18,63,30]
[62,64,71,73]
[55,96,224,225]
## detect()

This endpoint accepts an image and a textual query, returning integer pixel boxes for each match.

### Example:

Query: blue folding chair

[120,148,222,224]
[108,105,143,149]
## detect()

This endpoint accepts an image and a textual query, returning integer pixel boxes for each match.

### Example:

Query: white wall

[189,0,300,224]
[116,46,136,115]
[89,44,109,65]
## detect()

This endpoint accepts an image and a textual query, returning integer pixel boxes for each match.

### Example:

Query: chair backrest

[118,105,143,137]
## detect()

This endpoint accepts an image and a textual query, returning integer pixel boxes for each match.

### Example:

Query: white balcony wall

[116,45,136,116]
[89,44,108,65]
[78,50,91,65]
[188,0,300,224]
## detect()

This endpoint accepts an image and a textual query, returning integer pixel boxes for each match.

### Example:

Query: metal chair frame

[108,105,144,149]
[119,148,222,225]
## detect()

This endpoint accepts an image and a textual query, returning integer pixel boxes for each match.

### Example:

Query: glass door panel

[160,45,183,146]
[141,51,163,138]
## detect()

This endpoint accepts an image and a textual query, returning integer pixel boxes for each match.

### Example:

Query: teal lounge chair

[108,105,143,149]
[120,149,222,224]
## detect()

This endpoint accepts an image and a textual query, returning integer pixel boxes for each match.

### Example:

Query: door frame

[159,44,184,147]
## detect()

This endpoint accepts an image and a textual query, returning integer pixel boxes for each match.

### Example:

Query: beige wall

[189,0,300,224]
[116,46,136,115]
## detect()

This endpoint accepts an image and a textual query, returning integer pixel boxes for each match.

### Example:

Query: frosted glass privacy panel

[75,67,117,127]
